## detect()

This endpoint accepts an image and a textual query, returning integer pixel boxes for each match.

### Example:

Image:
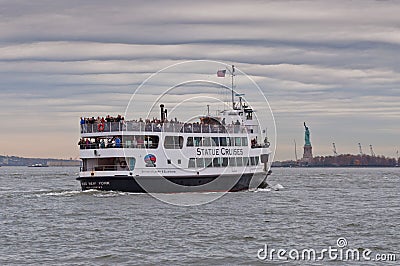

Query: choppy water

[0,167,399,265]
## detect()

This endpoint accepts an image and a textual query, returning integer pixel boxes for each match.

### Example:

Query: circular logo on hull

[144,154,156,167]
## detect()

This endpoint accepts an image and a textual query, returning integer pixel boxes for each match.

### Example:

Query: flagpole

[228,65,235,110]
[232,65,234,109]
[218,65,235,110]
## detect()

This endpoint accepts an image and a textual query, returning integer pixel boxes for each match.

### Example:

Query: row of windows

[84,135,249,150]
[187,137,248,147]
[188,156,259,168]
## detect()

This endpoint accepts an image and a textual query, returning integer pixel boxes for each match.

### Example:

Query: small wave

[273,183,284,190]
[37,190,82,197]
[254,183,284,192]
[93,191,133,197]
[254,188,271,192]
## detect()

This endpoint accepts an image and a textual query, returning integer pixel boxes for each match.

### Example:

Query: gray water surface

[0,167,399,265]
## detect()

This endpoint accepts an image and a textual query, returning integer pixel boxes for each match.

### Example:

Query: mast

[219,64,235,110]
[231,65,235,109]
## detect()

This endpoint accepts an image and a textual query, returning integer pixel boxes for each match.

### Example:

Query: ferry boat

[77,71,272,193]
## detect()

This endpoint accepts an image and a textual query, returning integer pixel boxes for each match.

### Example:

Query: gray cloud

[0,0,399,159]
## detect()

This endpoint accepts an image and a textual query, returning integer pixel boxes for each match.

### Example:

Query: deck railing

[81,121,250,134]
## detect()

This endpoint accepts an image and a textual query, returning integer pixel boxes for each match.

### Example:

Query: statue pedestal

[302,145,313,164]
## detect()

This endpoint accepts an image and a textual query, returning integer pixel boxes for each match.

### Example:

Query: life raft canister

[98,123,105,132]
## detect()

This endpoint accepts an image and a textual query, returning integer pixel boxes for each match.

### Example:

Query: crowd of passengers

[80,115,243,133]
[78,136,123,149]
[80,115,125,125]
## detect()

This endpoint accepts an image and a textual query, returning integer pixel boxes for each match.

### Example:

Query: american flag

[217,69,226,77]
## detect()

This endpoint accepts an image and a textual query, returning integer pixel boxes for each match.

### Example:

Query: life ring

[120,160,127,169]
[98,123,105,132]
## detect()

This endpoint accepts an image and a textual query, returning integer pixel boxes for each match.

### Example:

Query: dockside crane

[358,143,363,156]
[332,143,338,156]
[369,145,375,157]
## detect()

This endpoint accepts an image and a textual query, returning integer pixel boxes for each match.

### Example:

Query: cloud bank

[0,0,399,159]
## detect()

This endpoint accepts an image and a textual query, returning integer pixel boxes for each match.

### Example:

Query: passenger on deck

[132,136,138,148]
[78,138,84,149]
[137,136,144,148]
[85,138,90,149]
[251,138,256,147]
[115,136,121,148]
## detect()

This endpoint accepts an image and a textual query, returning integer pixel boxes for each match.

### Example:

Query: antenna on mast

[231,65,235,109]
[225,65,235,109]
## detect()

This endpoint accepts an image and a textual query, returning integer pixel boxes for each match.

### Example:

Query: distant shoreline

[0,155,80,167]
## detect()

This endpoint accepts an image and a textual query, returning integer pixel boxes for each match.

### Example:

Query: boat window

[82,159,88,171]
[202,137,211,147]
[235,137,241,146]
[236,157,243,166]
[222,157,228,167]
[255,156,259,165]
[129,157,136,170]
[213,157,221,167]
[211,137,220,146]
[243,157,249,166]
[123,135,159,149]
[194,137,202,147]
[226,137,233,146]
[220,137,227,146]
[229,157,236,167]
[250,157,256,166]
[241,137,248,146]
[188,158,196,168]
[196,158,205,168]
[187,137,194,147]
[164,136,183,149]
[145,135,159,149]
[205,158,213,168]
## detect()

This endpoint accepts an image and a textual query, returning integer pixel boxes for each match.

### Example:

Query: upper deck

[81,121,254,135]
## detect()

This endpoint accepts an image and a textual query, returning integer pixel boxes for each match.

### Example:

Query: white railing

[80,121,253,134]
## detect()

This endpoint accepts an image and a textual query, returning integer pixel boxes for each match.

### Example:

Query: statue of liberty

[304,122,311,146]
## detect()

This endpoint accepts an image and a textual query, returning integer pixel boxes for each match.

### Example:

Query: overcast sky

[0,0,399,160]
